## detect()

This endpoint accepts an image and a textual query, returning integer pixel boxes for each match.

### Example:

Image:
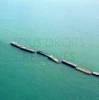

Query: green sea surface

[0,0,99,100]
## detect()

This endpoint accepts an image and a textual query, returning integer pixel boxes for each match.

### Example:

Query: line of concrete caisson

[10,41,99,77]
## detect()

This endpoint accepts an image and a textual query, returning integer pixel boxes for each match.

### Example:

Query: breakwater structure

[47,55,60,64]
[61,60,78,69]
[75,67,92,75]
[61,60,92,75]
[37,51,60,63]
[92,72,99,76]
[37,51,49,57]
[10,42,36,53]
[10,41,99,77]
[61,59,99,76]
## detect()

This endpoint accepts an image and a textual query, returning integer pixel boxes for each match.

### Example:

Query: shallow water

[0,0,99,100]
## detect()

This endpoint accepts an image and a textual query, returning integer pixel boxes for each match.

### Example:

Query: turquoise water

[0,0,99,100]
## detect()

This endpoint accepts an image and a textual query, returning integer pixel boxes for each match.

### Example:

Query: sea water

[0,0,99,100]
